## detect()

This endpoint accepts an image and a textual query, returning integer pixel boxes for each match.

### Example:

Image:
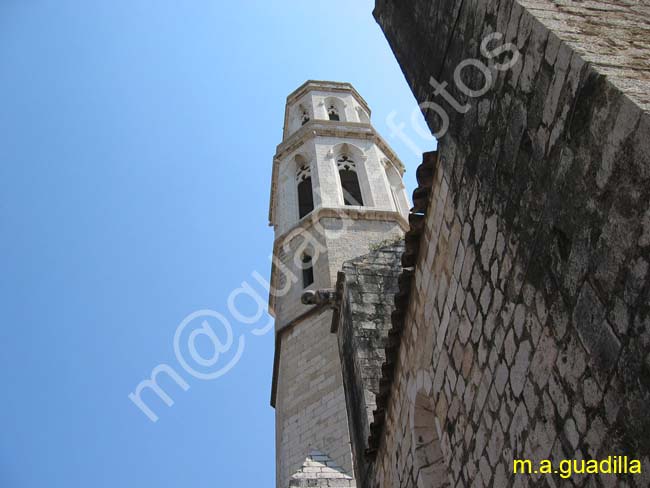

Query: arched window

[412,391,449,487]
[296,160,314,219]
[301,254,314,288]
[324,97,345,122]
[327,105,340,121]
[337,155,363,206]
[300,107,310,126]
[384,160,409,217]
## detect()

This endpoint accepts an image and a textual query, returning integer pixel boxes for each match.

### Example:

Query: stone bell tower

[268,81,409,488]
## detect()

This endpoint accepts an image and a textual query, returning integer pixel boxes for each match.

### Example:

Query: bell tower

[268,81,409,488]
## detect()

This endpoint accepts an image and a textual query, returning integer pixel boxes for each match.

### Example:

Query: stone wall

[270,81,414,488]
[271,214,406,330]
[272,215,405,488]
[334,240,405,484]
[275,309,354,488]
[362,0,650,486]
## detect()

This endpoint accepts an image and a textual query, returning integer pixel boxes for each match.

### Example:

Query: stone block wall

[272,216,405,488]
[362,0,650,486]
[272,215,405,330]
[275,309,354,488]
[334,240,405,484]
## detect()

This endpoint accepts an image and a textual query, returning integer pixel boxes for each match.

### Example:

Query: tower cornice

[284,80,371,125]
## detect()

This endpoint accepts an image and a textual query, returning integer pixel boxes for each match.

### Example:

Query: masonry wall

[273,216,405,488]
[336,241,404,483]
[273,216,405,330]
[275,309,353,488]
[366,0,650,486]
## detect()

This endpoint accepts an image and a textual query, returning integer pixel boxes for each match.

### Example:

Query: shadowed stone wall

[352,0,650,486]
[334,240,404,484]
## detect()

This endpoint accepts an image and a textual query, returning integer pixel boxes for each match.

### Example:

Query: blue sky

[0,1,434,487]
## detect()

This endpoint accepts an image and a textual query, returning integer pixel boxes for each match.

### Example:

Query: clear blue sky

[0,2,434,487]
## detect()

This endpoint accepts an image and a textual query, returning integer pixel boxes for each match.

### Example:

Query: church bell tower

[268,81,409,488]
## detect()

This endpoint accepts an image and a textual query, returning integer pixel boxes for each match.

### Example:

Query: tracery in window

[296,160,314,219]
[337,155,363,206]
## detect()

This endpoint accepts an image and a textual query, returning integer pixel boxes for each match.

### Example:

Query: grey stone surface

[289,450,355,488]
[334,240,404,485]
[342,0,650,486]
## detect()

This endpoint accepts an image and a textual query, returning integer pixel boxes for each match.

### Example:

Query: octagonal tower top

[282,80,372,140]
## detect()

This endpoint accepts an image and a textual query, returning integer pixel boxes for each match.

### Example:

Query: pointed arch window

[356,106,370,124]
[296,162,314,219]
[302,254,314,288]
[337,155,363,206]
[384,160,408,216]
[327,105,340,121]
